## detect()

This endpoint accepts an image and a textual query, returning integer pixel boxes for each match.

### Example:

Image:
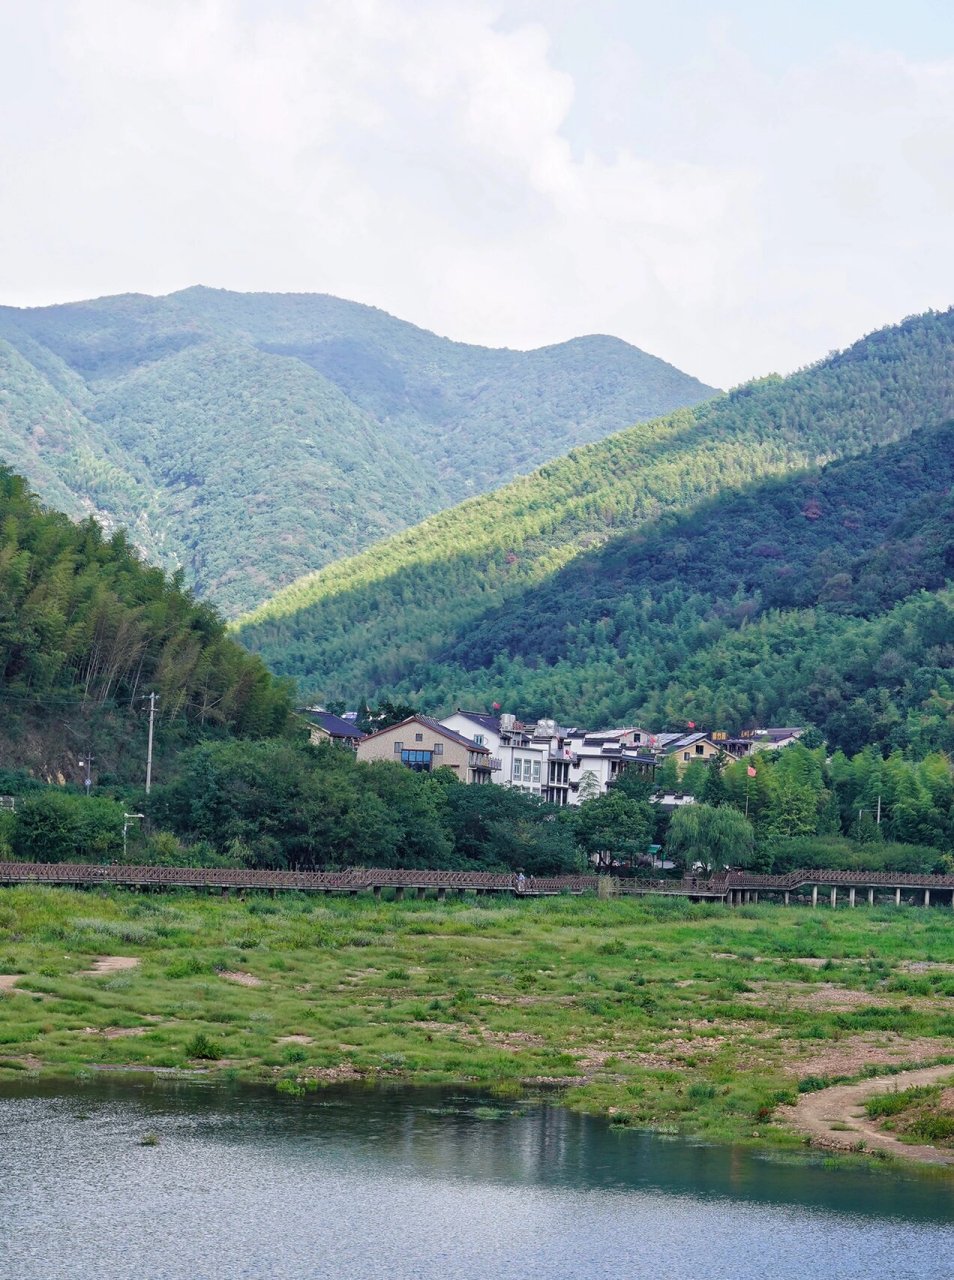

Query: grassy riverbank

[2,888,953,1156]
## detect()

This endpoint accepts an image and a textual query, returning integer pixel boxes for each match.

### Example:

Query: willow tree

[665,803,754,874]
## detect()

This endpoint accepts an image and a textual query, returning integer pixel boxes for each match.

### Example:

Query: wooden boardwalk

[0,862,594,897]
[1,861,953,906]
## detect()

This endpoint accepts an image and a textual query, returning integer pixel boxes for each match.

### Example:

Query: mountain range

[235,307,954,755]
[0,287,713,617]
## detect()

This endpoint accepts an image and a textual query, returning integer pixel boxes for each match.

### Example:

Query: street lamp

[123,812,145,860]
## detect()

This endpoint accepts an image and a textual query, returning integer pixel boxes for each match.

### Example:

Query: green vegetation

[0,287,713,616]
[665,804,755,873]
[147,738,581,873]
[0,467,292,785]
[236,309,954,718]
[4,736,952,874]
[865,1084,954,1147]
[0,736,585,873]
[662,744,954,865]
[3,888,954,1155]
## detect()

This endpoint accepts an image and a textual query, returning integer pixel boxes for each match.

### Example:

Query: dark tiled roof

[303,711,367,739]
[363,715,489,752]
[454,710,502,734]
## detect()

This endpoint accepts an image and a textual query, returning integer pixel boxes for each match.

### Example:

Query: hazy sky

[1,0,952,386]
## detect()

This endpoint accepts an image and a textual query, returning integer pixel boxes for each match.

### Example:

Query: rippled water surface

[1,1078,952,1279]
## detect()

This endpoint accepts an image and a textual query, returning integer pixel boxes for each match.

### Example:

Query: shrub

[184,1032,222,1060]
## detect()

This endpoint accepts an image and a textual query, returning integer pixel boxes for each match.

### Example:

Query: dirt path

[80,956,141,975]
[782,1064,954,1164]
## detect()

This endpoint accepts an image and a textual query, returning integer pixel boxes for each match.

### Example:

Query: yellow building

[356,715,494,783]
[657,731,726,769]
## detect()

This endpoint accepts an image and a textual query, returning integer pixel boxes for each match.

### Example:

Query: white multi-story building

[440,711,657,806]
[440,710,547,797]
[438,709,804,807]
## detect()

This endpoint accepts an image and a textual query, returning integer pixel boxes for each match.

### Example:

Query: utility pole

[78,752,94,795]
[145,692,157,795]
[876,793,882,825]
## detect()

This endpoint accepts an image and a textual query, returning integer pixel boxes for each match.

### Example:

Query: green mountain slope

[0,287,714,615]
[235,309,954,711]
[404,422,954,754]
[0,467,291,784]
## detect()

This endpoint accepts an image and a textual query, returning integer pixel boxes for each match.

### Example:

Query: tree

[443,784,580,874]
[700,755,728,807]
[572,790,653,872]
[665,803,755,874]
[654,756,680,791]
[357,700,419,734]
[10,791,123,863]
[577,770,600,802]
[800,725,825,750]
[608,767,655,803]
[680,760,709,797]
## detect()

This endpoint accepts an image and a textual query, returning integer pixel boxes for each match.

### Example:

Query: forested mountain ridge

[235,308,954,714]
[0,468,292,784]
[403,421,954,753]
[0,287,714,615]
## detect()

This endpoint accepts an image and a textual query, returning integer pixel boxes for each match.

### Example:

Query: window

[401,749,432,772]
[513,758,523,781]
[695,744,704,755]
[473,734,484,746]
[415,732,423,742]
[683,751,690,762]
[523,759,533,781]
[531,761,541,783]
[433,742,443,755]
[394,741,403,753]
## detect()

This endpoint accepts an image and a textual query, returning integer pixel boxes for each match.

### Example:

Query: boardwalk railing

[0,862,597,896]
[0,862,952,904]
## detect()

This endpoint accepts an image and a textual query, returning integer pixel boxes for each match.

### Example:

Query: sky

[1,0,952,387]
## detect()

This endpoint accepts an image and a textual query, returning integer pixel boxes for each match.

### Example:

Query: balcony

[471,756,503,772]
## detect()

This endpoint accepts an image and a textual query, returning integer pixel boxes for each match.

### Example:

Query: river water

[1,1078,951,1280]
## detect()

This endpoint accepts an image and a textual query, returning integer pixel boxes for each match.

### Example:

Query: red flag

[747,765,757,778]
[687,720,696,729]
[492,701,501,711]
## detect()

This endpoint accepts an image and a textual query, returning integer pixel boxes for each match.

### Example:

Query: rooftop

[302,710,367,739]
[452,710,503,734]
[362,714,489,752]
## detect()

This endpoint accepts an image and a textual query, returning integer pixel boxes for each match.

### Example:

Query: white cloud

[0,1,950,386]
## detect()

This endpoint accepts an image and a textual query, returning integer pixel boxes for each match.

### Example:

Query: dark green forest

[236,309,954,740]
[0,287,712,616]
[0,469,291,784]
[404,422,954,753]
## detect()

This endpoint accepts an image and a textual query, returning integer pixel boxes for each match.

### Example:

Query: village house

[655,730,727,768]
[564,726,658,801]
[357,715,493,783]
[427,707,805,802]
[721,727,805,758]
[441,712,658,806]
[440,710,551,797]
[302,709,367,751]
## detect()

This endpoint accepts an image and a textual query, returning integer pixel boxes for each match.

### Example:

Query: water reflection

[1,1078,951,1280]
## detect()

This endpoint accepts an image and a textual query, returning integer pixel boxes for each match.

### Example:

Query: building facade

[357,715,493,783]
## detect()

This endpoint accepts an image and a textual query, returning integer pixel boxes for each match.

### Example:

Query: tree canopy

[0,468,292,740]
